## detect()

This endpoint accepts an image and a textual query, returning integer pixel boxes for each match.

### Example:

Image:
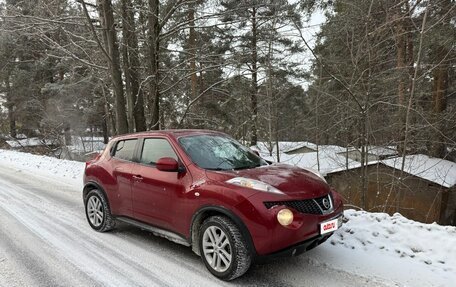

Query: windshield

[178,135,267,171]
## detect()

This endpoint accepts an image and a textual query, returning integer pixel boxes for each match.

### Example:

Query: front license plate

[320,217,339,235]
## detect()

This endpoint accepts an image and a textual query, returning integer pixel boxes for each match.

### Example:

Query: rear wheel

[85,189,115,232]
[199,216,251,281]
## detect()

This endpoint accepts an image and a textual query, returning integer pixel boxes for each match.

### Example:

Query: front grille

[314,195,332,211]
[264,194,332,215]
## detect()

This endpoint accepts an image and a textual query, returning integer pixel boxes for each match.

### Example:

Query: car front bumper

[235,191,344,256]
[255,233,334,263]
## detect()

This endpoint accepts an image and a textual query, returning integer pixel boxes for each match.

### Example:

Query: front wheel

[84,189,115,232]
[199,216,252,281]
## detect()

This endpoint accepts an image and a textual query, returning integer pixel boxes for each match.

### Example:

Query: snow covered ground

[0,149,455,286]
[322,210,456,286]
[0,149,84,189]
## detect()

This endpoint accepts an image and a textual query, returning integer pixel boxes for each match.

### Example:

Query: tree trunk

[405,0,414,81]
[99,0,128,134]
[429,48,449,158]
[148,0,160,130]
[102,116,109,144]
[122,0,146,132]
[5,73,16,138]
[429,0,450,158]
[188,4,197,100]
[97,92,109,144]
[64,125,72,145]
[121,20,134,132]
[101,83,117,136]
[250,6,258,146]
[394,2,407,155]
[395,19,406,106]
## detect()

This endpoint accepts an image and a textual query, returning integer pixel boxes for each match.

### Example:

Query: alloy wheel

[202,226,232,273]
[87,195,104,227]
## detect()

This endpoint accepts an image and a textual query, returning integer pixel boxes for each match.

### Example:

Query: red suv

[83,130,343,280]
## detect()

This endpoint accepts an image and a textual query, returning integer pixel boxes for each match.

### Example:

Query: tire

[199,216,252,281]
[84,189,115,232]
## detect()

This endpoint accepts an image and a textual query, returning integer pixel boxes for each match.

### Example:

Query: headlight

[277,209,294,226]
[302,167,327,183]
[226,177,283,194]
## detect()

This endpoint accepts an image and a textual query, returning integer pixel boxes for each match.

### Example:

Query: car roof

[111,129,228,141]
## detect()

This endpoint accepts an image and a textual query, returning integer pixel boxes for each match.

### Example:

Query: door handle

[133,175,143,182]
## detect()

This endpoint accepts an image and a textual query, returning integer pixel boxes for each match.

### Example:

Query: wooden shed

[326,154,456,226]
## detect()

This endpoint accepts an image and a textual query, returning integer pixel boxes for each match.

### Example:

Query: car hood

[206,163,330,198]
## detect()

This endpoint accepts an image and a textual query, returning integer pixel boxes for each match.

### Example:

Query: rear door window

[140,138,178,165]
[113,139,138,161]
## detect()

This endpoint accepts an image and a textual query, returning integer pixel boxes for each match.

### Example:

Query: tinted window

[178,135,267,170]
[140,138,178,165]
[113,139,138,161]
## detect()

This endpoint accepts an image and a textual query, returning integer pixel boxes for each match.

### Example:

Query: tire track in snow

[0,169,234,286]
[0,177,233,287]
[0,186,163,286]
[0,210,98,287]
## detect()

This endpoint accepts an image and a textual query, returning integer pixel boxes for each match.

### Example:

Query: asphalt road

[0,164,393,287]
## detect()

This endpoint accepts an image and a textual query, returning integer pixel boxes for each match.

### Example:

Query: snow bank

[335,210,456,268]
[0,149,84,189]
[310,210,456,287]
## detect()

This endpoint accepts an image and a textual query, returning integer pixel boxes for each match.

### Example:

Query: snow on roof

[281,142,348,154]
[254,141,351,155]
[326,161,380,175]
[337,146,398,157]
[316,145,348,154]
[254,141,317,155]
[263,150,362,176]
[15,133,28,139]
[282,142,317,153]
[382,154,456,188]
[366,146,398,156]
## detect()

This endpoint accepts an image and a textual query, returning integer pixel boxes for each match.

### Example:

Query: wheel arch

[190,206,256,257]
[83,181,108,203]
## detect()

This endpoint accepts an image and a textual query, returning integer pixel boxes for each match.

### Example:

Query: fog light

[277,209,294,226]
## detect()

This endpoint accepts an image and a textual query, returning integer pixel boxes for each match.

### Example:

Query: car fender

[83,180,108,203]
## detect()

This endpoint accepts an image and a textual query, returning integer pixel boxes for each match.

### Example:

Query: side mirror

[156,157,179,172]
